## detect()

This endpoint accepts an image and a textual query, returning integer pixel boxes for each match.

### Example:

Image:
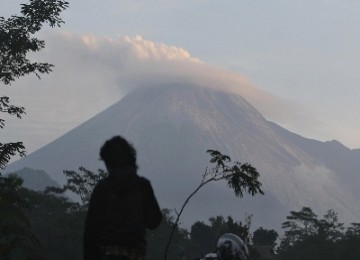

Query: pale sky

[2,0,360,153]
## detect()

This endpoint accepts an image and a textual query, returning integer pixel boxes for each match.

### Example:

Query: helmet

[216,233,249,260]
[203,252,218,259]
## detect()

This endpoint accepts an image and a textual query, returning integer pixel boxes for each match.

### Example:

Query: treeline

[143,206,360,260]
[1,169,360,259]
[277,206,360,260]
[0,172,264,260]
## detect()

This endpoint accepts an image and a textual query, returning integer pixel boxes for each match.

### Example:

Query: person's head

[216,233,249,260]
[100,136,137,169]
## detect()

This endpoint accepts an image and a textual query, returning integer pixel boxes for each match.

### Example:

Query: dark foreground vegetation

[1,170,360,260]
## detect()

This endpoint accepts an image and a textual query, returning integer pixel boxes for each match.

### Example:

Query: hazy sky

[2,0,360,153]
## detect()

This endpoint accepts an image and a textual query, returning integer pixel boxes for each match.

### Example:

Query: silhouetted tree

[190,220,214,255]
[0,1,68,258]
[27,187,85,259]
[0,175,40,259]
[279,206,318,250]
[0,0,69,84]
[252,227,278,248]
[0,0,69,170]
[165,149,264,259]
[278,207,348,260]
[338,222,360,259]
[316,209,344,242]
[0,96,25,171]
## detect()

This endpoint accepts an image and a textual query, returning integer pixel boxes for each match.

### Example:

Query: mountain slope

[7,84,360,229]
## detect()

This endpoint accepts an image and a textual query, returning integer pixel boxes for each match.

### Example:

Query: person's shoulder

[97,177,109,185]
[137,176,155,191]
[137,175,151,185]
[93,177,110,191]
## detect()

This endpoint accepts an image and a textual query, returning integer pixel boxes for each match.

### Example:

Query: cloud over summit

[121,35,197,61]
[65,33,198,62]
[3,31,341,154]
[53,32,301,121]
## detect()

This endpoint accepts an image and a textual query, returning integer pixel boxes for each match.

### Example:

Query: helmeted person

[83,136,162,260]
[202,233,249,260]
[216,233,249,260]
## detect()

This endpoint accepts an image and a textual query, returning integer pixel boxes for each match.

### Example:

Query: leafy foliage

[207,150,264,198]
[338,223,360,259]
[27,188,85,260]
[0,142,26,172]
[0,99,26,170]
[280,206,318,248]
[0,1,68,259]
[0,0,69,84]
[316,209,344,241]
[1,176,84,259]
[165,150,264,259]
[0,175,40,259]
[278,207,354,260]
[252,227,278,248]
[0,96,26,129]
[0,0,69,173]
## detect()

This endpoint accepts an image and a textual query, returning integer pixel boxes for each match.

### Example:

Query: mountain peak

[7,84,360,229]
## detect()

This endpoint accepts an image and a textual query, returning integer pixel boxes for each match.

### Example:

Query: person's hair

[100,136,137,169]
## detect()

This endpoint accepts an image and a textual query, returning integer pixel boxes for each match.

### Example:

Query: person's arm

[83,184,104,260]
[142,179,162,229]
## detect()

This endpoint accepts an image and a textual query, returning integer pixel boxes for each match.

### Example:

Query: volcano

[7,84,360,229]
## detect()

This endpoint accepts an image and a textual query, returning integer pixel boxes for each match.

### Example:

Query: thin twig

[164,170,226,259]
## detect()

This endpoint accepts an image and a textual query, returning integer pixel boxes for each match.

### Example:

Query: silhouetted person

[84,136,162,260]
